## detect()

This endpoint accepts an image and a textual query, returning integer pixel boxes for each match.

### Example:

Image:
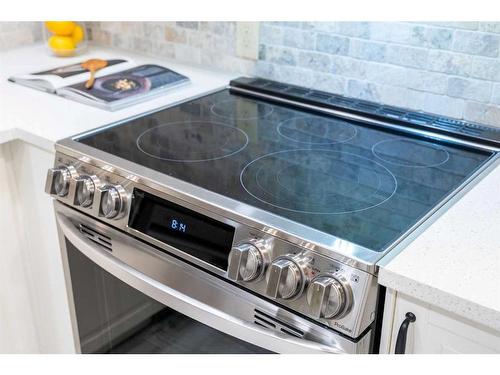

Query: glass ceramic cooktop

[77,90,492,251]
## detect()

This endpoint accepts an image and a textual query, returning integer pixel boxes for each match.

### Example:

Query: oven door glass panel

[65,239,271,354]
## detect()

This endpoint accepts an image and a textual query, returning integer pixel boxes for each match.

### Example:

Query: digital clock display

[129,189,235,270]
[168,218,187,233]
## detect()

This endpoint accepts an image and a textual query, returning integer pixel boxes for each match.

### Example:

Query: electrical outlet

[236,22,260,60]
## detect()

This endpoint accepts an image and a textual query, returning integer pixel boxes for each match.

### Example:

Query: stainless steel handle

[57,213,343,354]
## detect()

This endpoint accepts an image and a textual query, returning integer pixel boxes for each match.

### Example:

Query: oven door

[54,201,368,354]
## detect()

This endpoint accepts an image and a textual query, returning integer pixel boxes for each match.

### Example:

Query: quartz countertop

[378,156,500,332]
[0,44,234,151]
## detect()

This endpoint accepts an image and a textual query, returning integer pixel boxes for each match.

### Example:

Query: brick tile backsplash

[252,21,500,127]
[3,21,500,127]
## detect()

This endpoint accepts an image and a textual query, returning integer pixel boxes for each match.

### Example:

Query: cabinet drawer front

[390,293,500,354]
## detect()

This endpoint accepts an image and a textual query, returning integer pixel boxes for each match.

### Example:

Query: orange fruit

[45,21,76,36]
[71,24,85,45]
[48,35,76,56]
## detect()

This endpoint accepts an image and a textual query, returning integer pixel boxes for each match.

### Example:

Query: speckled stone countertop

[379,157,500,332]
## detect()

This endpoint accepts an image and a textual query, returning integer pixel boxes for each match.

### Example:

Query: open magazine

[8,58,190,111]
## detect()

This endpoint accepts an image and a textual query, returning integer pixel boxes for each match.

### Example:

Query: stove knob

[99,184,127,219]
[227,240,270,282]
[306,274,353,319]
[74,175,97,207]
[266,255,307,300]
[46,165,77,197]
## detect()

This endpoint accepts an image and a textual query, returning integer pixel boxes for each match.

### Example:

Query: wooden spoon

[81,59,108,89]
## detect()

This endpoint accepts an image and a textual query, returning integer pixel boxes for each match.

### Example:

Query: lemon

[48,35,76,56]
[45,21,76,36]
[71,24,85,45]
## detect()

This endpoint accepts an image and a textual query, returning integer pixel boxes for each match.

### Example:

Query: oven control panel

[46,163,128,220]
[226,236,378,337]
[46,153,379,339]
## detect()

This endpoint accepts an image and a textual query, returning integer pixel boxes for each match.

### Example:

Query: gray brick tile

[283,28,315,50]
[452,30,500,57]
[310,72,346,94]
[297,51,331,72]
[334,22,370,38]
[405,70,449,94]
[369,22,412,44]
[386,45,428,69]
[316,33,350,55]
[492,84,500,105]
[260,24,284,45]
[478,22,500,34]
[447,77,492,102]
[262,45,297,65]
[468,56,500,81]
[331,56,367,79]
[346,79,381,101]
[409,25,453,49]
[427,50,472,76]
[364,63,408,86]
[349,39,386,62]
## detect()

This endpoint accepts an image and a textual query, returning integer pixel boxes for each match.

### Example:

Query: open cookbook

[8,58,190,111]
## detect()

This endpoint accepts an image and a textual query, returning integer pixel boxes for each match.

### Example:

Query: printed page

[9,58,135,90]
[60,64,190,105]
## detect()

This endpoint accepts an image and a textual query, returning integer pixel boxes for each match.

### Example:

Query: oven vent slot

[79,224,112,252]
[253,309,304,339]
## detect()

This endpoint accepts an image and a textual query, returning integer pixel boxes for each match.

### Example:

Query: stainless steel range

[46,77,500,354]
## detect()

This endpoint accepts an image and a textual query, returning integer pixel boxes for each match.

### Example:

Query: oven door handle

[57,213,344,354]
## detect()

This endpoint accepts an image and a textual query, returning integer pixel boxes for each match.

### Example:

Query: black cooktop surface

[77,89,492,252]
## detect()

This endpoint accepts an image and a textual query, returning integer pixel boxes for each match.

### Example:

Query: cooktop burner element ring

[240,149,398,215]
[372,138,450,168]
[277,116,358,145]
[136,120,249,163]
[210,98,274,120]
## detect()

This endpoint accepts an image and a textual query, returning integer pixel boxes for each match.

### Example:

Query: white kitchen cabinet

[0,141,39,353]
[380,290,500,354]
[0,140,74,353]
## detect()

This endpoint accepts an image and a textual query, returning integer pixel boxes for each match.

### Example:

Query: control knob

[74,175,98,207]
[46,165,77,197]
[227,240,270,282]
[306,273,353,319]
[99,184,127,219]
[266,255,308,300]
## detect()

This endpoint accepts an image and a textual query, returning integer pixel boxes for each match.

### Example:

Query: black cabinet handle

[395,312,416,354]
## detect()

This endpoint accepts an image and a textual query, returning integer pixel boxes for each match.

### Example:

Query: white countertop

[0,44,234,151]
[379,157,500,332]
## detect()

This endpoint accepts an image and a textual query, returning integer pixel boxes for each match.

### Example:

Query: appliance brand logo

[333,321,352,333]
